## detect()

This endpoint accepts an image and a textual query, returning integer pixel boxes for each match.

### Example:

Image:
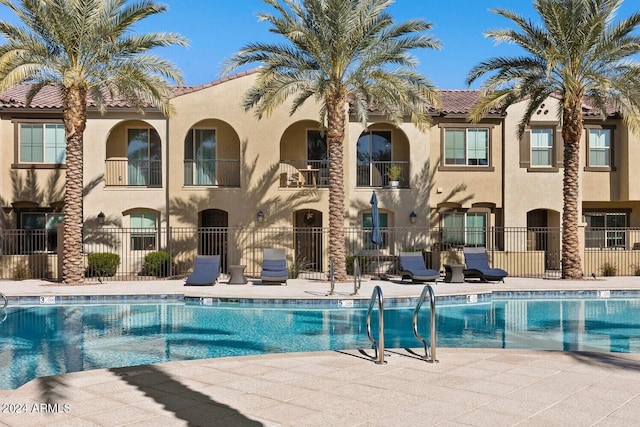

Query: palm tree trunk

[326,89,348,281]
[561,99,583,279]
[61,85,87,284]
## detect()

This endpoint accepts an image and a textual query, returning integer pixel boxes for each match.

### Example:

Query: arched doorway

[294,209,323,273]
[199,209,228,272]
[527,209,561,271]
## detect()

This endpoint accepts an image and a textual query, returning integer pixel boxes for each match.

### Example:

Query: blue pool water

[1,297,640,389]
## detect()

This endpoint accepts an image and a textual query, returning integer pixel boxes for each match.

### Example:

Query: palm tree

[0,0,187,284]
[224,0,440,281]
[467,0,640,279]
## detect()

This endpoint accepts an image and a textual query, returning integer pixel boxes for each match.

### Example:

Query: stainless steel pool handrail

[352,258,361,296]
[413,285,438,363]
[366,285,385,364]
[0,292,7,309]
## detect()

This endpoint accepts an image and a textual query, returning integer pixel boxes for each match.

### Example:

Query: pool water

[1,298,639,389]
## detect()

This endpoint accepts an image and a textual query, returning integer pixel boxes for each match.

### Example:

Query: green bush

[601,261,617,277]
[346,256,371,275]
[86,253,120,277]
[13,261,30,280]
[142,250,174,277]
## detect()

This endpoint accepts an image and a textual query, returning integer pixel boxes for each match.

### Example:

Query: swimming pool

[1,296,639,389]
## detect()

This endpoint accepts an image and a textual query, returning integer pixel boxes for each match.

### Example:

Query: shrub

[13,261,30,280]
[289,257,313,279]
[601,261,617,277]
[346,256,371,275]
[86,253,120,277]
[142,250,174,277]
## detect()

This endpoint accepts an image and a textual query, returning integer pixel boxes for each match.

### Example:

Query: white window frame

[19,123,66,164]
[584,212,628,249]
[444,128,489,166]
[587,128,611,167]
[442,211,487,247]
[130,212,157,251]
[530,129,554,167]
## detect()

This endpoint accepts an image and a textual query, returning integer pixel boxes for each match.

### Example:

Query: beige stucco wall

[167,73,328,229]
[503,98,565,228]
[83,112,168,227]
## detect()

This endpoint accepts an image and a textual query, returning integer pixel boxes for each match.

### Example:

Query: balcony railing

[184,159,240,187]
[105,159,162,187]
[279,160,329,188]
[357,161,409,188]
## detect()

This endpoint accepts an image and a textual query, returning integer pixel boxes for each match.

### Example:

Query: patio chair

[260,248,288,285]
[397,251,440,283]
[184,255,221,286]
[462,247,508,282]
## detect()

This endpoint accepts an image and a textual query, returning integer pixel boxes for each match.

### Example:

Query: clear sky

[2,0,640,89]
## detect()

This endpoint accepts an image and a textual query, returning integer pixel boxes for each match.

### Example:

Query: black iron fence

[2,226,640,281]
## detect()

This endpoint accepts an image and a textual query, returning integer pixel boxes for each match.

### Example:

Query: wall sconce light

[409,211,417,224]
[257,210,264,223]
[97,211,105,225]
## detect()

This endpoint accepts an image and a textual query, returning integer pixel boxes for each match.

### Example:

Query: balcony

[105,158,162,187]
[184,159,240,187]
[279,160,329,188]
[357,161,409,188]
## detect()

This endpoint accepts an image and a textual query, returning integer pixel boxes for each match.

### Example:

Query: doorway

[294,209,323,272]
[527,209,561,271]
[199,209,228,272]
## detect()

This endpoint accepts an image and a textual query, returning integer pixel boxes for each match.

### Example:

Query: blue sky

[2,0,640,89]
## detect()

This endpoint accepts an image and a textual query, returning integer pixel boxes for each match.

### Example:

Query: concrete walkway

[1,276,640,426]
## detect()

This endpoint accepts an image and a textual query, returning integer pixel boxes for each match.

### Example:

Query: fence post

[578,220,587,276]
[167,226,173,277]
[56,223,64,282]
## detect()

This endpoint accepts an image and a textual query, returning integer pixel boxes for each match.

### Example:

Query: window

[307,130,328,186]
[588,128,611,167]
[128,128,161,186]
[442,212,487,247]
[18,211,63,253]
[19,123,66,164]
[185,129,216,185]
[531,129,553,167]
[357,130,392,187]
[307,130,327,162]
[130,212,157,250]
[585,212,627,248]
[363,212,388,249]
[444,128,489,166]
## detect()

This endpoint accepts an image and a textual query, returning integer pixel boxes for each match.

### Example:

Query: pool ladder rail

[366,285,386,364]
[0,292,7,323]
[352,257,361,296]
[413,285,438,363]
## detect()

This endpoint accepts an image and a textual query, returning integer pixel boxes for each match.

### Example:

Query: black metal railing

[4,226,640,281]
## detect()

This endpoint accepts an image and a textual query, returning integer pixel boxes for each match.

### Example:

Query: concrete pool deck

[2,276,640,426]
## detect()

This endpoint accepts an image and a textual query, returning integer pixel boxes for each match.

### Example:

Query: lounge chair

[462,247,508,282]
[184,255,220,286]
[397,251,440,283]
[260,248,288,284]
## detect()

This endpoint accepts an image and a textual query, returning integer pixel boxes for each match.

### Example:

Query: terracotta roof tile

[171,68,261,97]
[438,90,502,116]
[0,84,158,110]
[0,73,619,118]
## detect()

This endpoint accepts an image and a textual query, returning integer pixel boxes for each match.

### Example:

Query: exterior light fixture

[257,210,264,223]
[409,211,417,224]
[97,211,105,225]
